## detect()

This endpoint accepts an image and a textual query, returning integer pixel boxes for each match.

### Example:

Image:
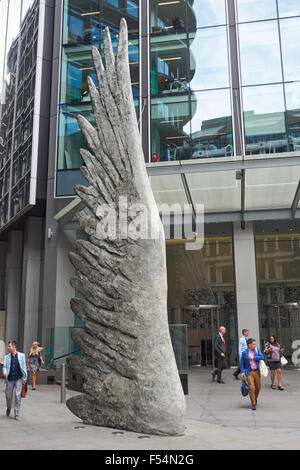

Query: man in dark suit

[211,326,226,384]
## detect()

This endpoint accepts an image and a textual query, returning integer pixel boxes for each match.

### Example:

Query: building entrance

[263,303,300,365]
[172,304,236,368]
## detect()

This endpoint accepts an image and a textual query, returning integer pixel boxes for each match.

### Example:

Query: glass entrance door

[263,303,300,365]
[178,304,236,368]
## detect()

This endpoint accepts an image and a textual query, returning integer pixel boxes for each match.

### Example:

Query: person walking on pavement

[26,341,44,390]
[211,326,227,384]
[240,338,264,410]
[264,334,285,391]
[233,329,249,379]
[2,341,27,419]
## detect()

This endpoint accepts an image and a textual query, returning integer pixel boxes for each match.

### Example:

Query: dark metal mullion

[186,1,192,158]
[291,180,300,218]
[227,0,245,227]
[241,168,246,228]
[227,0,244,158]
[276,0,290,153]
[181,172,196,228]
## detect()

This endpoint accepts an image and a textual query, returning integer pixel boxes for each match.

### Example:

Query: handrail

[46,350,81,370]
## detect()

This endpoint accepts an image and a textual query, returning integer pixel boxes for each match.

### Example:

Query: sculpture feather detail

[66,18,185,436]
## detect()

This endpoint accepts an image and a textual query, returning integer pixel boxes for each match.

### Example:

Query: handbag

[21,382,27,398]
[281,355,288,367]
[241,378,249,397]
[256,348,268,377]
[259,359,269,378]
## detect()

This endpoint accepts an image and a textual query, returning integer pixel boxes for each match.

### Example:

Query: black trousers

[214,355,226,381]
[233,366,241,377]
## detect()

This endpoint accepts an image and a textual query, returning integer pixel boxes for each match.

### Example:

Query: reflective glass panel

[242,84,287,155]
[189,27,229,90]
[256,219,300,364]
[63,0,101,46]
[58,103,94,170]
[22,0,36,20]
[278,0,300,18]
[0,0,8,100]
[280,17,300,82]
[185,170,240,211]
[238,21,282,85]
[237,0,277,22]
[190,89,233,159]
[150,35,188,97]
[187,0,226,29]
[150,0,187,35]
[166,227,237,367]
[285,82,300,152]
[151,96,190,162]
[149,173,188,210]
[246,166,300,210]
[58,0,139,194]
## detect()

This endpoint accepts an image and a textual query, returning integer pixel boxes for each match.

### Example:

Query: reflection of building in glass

[56,0,139,195]
[0,0,52,229]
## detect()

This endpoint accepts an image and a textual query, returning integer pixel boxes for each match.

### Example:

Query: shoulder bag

[256,348,269,378]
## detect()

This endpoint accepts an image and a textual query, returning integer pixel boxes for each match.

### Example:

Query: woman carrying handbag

[264,334,285,391]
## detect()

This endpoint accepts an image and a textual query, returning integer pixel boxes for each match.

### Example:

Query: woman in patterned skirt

[26,342,44,390]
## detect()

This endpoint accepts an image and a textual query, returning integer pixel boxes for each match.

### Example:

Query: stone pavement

[0,366,300,450]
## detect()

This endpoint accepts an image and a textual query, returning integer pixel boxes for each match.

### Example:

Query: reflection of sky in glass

[239,21,282,85]
[190,89,232,133]
[189,26,229,90]
[190,0,226,27]
[285,83,300,110]
[243,85,285,134]
[0,0,8,98]
[22,0,36,20]
[237,0,277,22]
[280,18,300,82]
[278,0,300,17]
[4,0,21,83]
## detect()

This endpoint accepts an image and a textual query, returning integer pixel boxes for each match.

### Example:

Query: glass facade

[0,0,39,227]
[167,223,238,367]
[55,0,300,178]
[150,0,233,162]
[237,3,300,155]
[256,220,300,364]
[57,0,139,196]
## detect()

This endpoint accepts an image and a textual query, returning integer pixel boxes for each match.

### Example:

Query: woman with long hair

[26,342,44,390]
[264,334,285,391]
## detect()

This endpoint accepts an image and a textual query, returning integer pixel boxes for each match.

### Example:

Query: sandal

[271,384,276,389]
[278,385,285,391]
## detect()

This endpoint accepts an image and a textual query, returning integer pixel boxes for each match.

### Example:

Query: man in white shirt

[233,329,249,379]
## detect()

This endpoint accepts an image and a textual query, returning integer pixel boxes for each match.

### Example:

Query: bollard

[61,363,66,403]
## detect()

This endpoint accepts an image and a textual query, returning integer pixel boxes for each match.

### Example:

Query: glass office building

[0,0,52,229]
[0,1,300,375]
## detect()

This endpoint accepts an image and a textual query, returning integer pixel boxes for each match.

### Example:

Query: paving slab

[0,366,299,450]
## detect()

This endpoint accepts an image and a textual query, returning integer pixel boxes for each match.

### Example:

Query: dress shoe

[6,408,10,417]
[211,371,216,382]
[14,413,19,420]
[217,380,225,384]
[233,373,239,380]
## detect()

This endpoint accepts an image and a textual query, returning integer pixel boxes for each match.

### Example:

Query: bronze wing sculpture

[67,18,185,436]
